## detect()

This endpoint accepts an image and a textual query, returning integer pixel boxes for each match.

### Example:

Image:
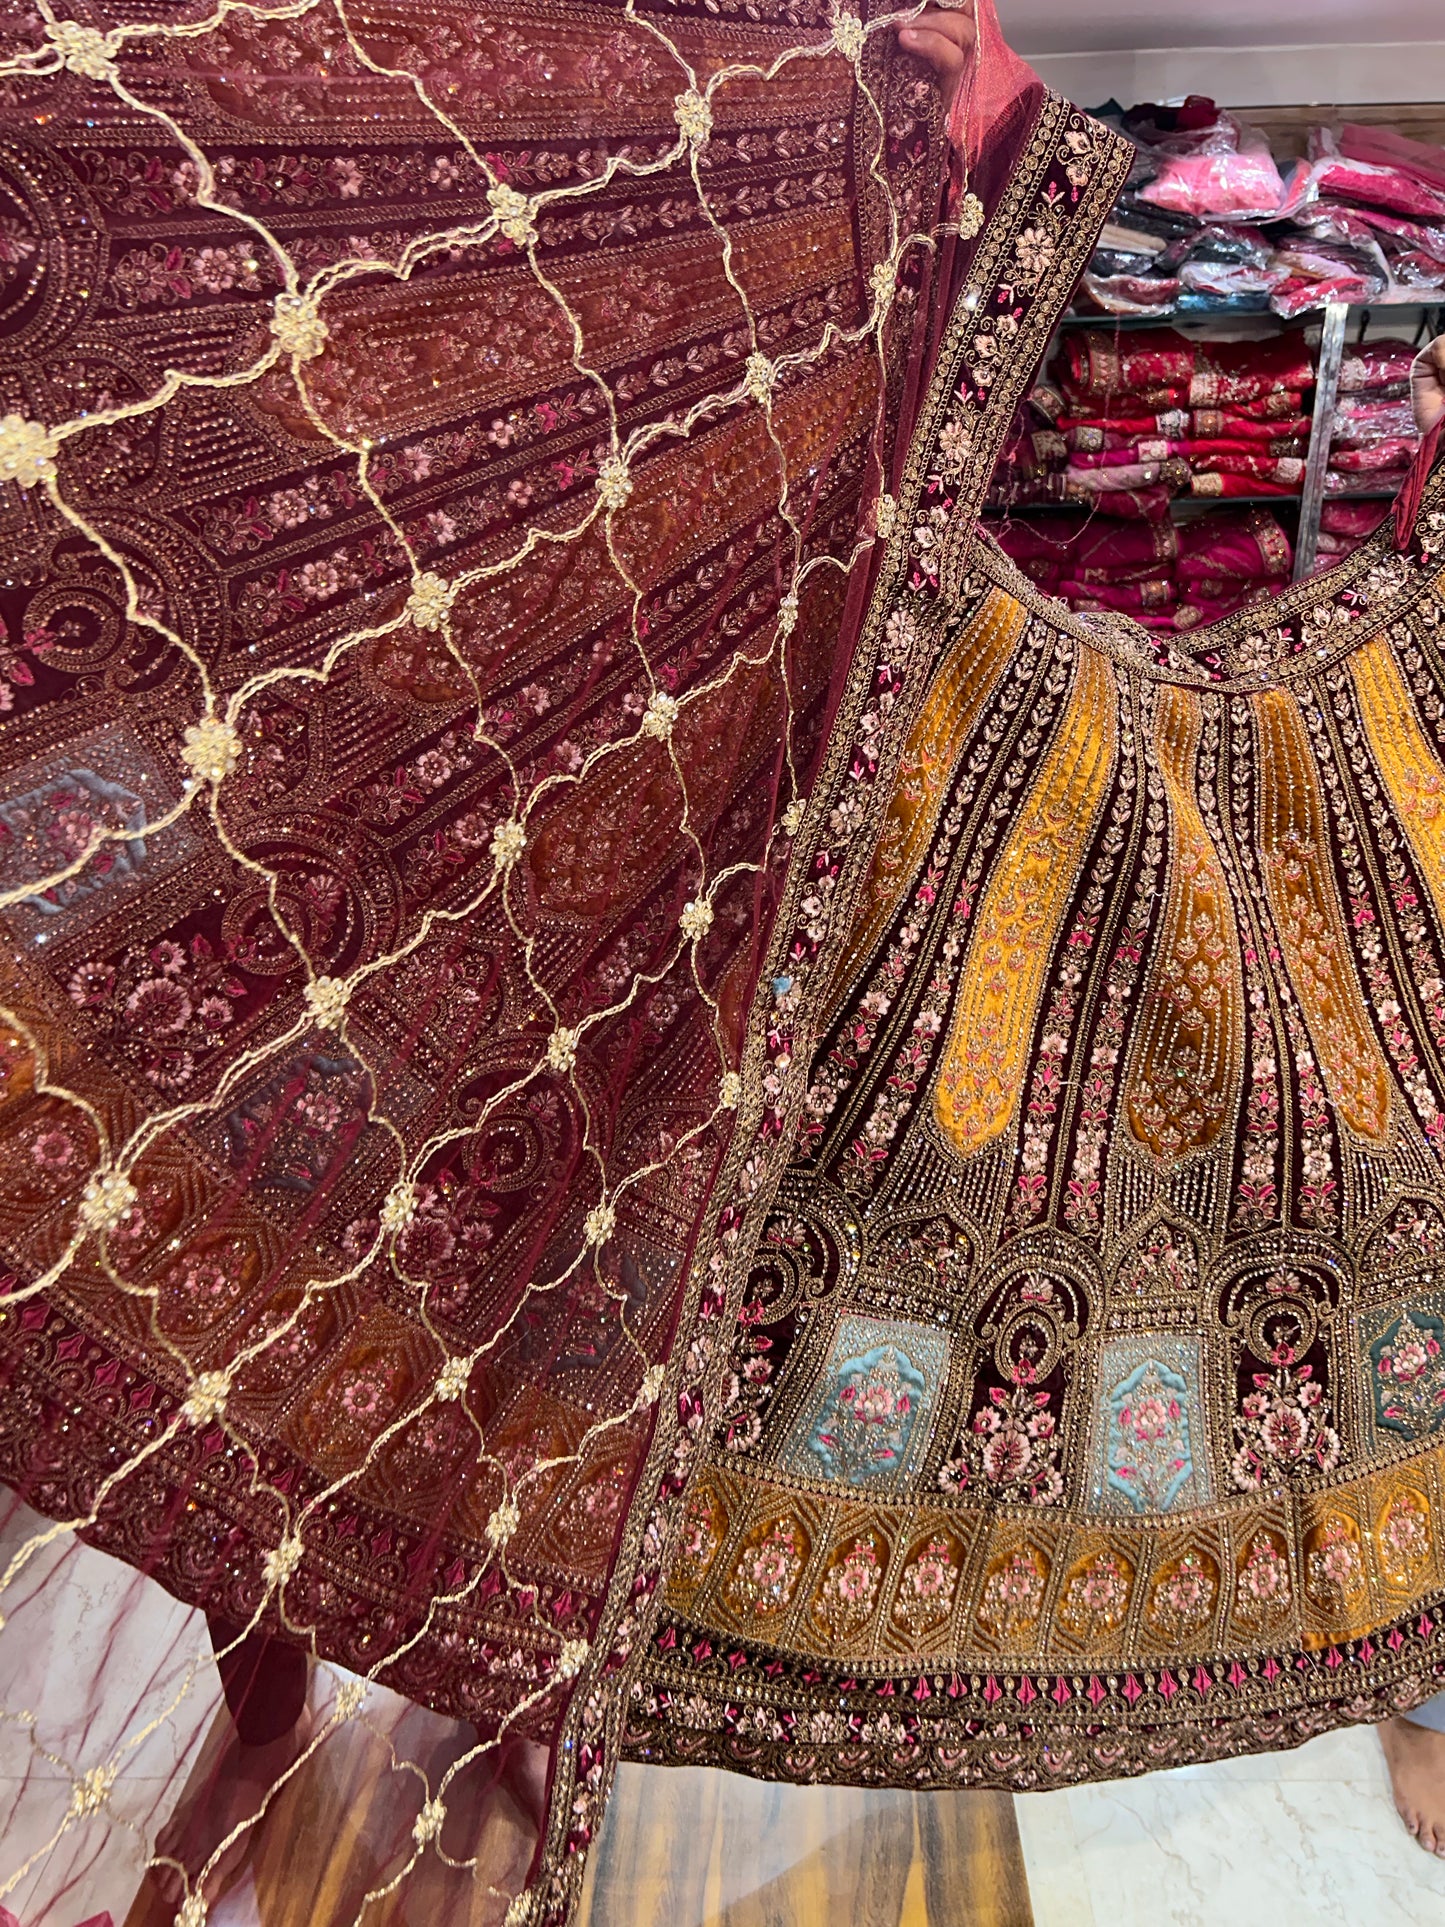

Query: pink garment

[1066,460,1187,493]
[1334,397,1419,444]
[1340,122,1445,195]
[1177,509,1295,583]
[1138,149,1284,219]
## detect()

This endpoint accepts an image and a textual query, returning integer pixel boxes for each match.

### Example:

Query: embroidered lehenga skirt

[5,1,1445,1918]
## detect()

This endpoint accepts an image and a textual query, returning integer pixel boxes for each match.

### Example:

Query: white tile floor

[1015,1725,1445,1927]
[5,1493,1445,1927]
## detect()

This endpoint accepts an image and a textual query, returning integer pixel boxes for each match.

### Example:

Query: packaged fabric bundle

[1138,145,1285,221]
[1326,336,1421,495]
[1338,338,1418,391]
[1314,498,1393,565]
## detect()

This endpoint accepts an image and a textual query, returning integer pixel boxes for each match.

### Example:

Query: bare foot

[1380,1713,1445,1855]
[151,1707,314,1907]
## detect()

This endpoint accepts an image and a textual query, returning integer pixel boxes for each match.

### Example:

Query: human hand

[891,3,975,118]
[1412,335,1445,436]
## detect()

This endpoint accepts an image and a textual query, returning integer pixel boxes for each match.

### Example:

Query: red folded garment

[1321,499,1393,538]
[1189,335,1315,405]
[1331,438,1418,472]
[1065,328,1196,402]
[1271,270,1384,316]
[1312,157,1445,223]
[1338,339,1419,392]
[1177,507,1294,582]
[1070,435,1304,467]
[1059,577,1178,612]
[1188,408,1312,442]
[1190,450,1306,483]
[1189,471,1302,498]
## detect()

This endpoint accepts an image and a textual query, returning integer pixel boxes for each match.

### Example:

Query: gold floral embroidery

[1127,686,1243,1162]
[1254,687,1392,1142]
[935,643,1118,1157]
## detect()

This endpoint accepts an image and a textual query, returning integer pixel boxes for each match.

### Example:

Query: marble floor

[5,1500,1445,1927]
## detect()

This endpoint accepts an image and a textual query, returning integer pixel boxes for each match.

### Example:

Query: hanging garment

[10,2,1445,1922]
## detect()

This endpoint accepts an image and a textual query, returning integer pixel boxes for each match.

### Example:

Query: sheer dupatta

[0,1,1132,1918]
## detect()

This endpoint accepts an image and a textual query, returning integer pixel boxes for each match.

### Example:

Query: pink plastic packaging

[1138,150,1285,220]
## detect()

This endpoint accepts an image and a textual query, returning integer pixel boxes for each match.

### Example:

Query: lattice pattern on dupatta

[0,2,1112,1921]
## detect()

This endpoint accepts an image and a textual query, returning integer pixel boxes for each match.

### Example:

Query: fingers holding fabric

[892,4,975,115]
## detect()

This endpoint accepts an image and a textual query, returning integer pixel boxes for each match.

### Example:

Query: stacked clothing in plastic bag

[1326,338,1421,497]
[1080,98,1445,318]
[1312,499,1394,570]
[992,505,1294,631]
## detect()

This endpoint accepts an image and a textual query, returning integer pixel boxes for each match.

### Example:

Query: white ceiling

[1006,0,1439,55]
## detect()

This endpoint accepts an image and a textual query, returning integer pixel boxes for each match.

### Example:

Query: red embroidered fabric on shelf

[993,504,1294,632]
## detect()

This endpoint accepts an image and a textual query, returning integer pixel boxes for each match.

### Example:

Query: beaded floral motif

[1306,1516,1368,1614]
[1102,1355,1196,1514]
[891,1536,961,1639]
[1232,1532,1294,1632]
[977,1547,1048,1642]
[812,1536,884,1640]
[1057,1550,1132,1640]
[783,1316,947,1491]
[724,1518,808,1620]
[1146,1549,1219,1641]
[673,1486,727,1590]
[1377,1491,1433,1588]
[1231,1363,1341,1492]
[942,1382,1063,1506]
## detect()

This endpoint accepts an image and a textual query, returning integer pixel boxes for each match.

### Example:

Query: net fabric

[0,0,973,1920]
[0,0,986,1919]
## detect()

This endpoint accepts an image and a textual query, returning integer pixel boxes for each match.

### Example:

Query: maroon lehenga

[10,3,1445,1921]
